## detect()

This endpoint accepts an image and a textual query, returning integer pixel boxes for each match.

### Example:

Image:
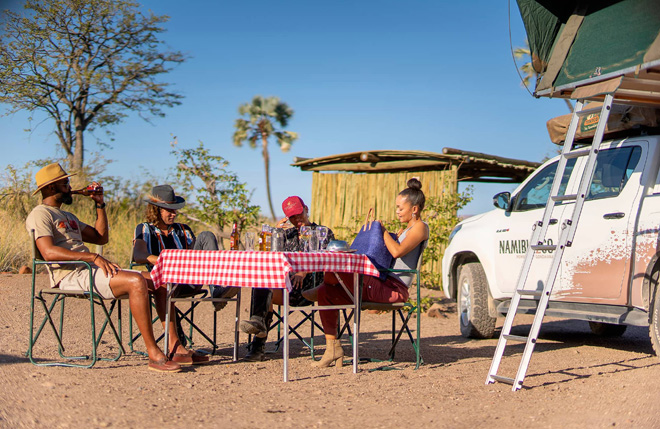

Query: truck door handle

[549,218,558,225]
[603,212,625,220]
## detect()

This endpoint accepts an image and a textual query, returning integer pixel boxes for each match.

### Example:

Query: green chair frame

[128,261,242,360]
[27,230,126,368]
[339,240,428,369]
[247,273,324,359]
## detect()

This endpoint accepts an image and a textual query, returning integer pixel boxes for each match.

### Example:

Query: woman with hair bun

[313,178,430,368]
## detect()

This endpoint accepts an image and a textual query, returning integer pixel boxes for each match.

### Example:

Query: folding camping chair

[339,240,428,369]
[27,229,126,368]
[128,261,242,360]
[246,273,324,358]
[257,304,323,358]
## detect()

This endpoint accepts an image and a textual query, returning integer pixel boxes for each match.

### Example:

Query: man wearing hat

[132,184,240,364]
[240,195,334,361]
[26,163,181,372]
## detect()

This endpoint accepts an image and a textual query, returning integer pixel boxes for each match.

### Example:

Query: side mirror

[493,192,511,211]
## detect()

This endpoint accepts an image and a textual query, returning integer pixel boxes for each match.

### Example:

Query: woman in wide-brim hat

[133,185,238,365]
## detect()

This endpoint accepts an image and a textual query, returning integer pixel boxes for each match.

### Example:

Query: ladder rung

[564,148,592,159]
[491,375,515,385]
[551,194,577,202]
[517,289,543,297]
[531,244,556,251]
[575,106,603,117]
[504,334,529,343]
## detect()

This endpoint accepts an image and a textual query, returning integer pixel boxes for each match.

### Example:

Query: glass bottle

[71,184,104,196]
[230,222,240,250]
[261,224,272,251]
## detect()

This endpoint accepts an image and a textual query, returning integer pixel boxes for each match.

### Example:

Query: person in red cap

[239,196,334,361]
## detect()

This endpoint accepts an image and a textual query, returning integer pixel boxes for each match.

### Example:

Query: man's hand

[89,181,104,205]
[291,272,306,289]
[93,254,121,278]
[276,217,293,230]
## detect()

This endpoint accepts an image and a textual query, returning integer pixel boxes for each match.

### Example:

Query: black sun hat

[144,185,186,210]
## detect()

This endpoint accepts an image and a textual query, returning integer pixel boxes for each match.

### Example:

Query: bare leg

[143,273,186,355]
[272,289,283,307]
[109,271,167,362]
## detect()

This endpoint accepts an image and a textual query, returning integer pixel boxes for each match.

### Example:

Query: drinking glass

[316,226,329,250]
[309,229,320,252]
[299,226,312,252]
[244,232,256,251]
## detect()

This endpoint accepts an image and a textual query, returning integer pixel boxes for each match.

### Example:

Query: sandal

[169,350,211,366]
[148,357,181,373]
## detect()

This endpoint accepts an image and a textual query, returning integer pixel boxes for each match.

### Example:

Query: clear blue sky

[1,0,569,217]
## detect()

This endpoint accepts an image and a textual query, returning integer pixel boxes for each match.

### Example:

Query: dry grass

[0,210,31,272]
[0,200,145,272]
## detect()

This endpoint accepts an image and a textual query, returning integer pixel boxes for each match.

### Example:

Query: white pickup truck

[442,134,660,355]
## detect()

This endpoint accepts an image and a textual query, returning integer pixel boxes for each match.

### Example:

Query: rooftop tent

[517,0,660,103]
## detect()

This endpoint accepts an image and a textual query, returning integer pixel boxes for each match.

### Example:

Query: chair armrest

[35,259,92,270]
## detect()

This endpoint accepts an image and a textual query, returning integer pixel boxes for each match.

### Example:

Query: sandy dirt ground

[1,274,659,428]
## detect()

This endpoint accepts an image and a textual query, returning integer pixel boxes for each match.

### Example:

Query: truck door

[493,158,577,296]
[557,142,646,304]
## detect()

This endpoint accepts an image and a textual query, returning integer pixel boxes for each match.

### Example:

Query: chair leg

[233,290,241,361]
[94,298,125,361]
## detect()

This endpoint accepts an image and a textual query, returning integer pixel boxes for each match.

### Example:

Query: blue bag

[350,208,397,280]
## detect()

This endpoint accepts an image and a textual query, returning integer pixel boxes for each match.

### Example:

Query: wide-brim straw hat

[33,163,76,196]
[144,185,186,210]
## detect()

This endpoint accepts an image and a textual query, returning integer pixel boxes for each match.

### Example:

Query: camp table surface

[151,249,379,381]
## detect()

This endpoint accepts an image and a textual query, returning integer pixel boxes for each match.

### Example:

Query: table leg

[353,272,360,374]
[283,288,289,382]
[164,283,171,357]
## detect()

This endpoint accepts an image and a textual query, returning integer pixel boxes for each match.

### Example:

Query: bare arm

[35,235,119,277]
[133,238,159,266]
[382,221,429,259]
[80,182,108,245]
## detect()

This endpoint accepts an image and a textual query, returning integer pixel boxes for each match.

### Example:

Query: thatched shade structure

[292,148,540,227]
[291,148,540,281]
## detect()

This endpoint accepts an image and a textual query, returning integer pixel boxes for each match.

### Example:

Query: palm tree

[514,40,573,113]
[232,96,299,221]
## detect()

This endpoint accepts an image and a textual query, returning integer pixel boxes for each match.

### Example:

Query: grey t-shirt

[26,204,90,287]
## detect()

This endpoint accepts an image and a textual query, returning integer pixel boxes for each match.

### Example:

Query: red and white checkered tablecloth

[150,249,380,290]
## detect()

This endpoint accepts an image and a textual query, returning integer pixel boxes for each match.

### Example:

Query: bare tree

[0,0,186,172]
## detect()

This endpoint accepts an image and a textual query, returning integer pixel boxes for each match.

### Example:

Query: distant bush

[0,148,260,272]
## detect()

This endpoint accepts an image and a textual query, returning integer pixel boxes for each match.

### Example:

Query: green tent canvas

[517,0,660,103]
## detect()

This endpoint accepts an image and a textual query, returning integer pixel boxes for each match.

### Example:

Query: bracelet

[92,253,99,263]
[95,202,106,209]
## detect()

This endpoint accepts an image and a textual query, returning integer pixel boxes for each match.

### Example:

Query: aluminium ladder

[486,93,615,391]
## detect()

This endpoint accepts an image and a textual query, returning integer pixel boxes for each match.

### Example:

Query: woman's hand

[291,272,307,289]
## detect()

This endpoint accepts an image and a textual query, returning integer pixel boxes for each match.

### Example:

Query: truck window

[512,159,576,212]
[587,146,642,200]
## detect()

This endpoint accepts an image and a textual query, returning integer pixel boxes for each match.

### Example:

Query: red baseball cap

[282,196,305,217]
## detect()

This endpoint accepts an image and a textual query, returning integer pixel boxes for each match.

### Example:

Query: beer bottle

[263,224,272,251]
[230,222,240,250]
[71,184,104,196]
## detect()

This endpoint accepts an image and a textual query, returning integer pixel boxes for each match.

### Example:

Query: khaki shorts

[57,267,116,299]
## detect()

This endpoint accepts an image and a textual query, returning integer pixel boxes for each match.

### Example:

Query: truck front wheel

[457,262,496,339]
[651,285,660,357]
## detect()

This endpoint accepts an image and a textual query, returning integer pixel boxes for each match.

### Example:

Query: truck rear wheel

[651,285,660,357]
[588,321,627,337]
[457,262,496,339]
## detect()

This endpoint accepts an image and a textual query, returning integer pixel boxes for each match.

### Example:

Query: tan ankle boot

[312,338,344,368]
